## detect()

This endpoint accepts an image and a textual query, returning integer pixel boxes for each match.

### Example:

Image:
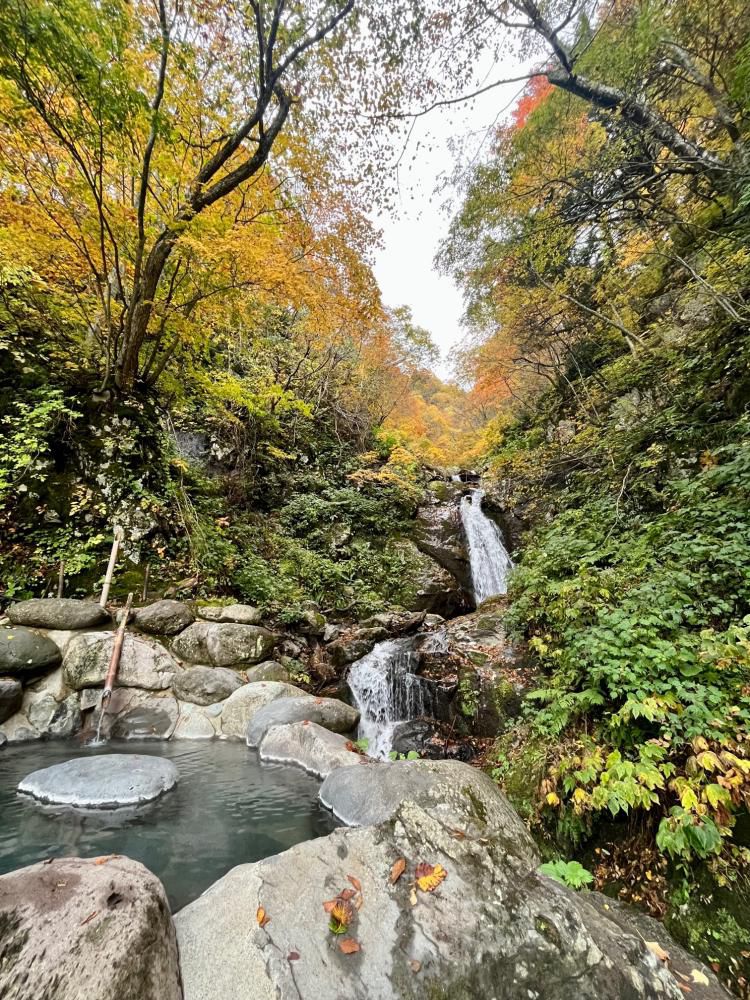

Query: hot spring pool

[0,739,338,910]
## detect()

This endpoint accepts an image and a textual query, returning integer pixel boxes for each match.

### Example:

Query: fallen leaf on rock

[409,888,417,906]
[348,875,362,892]
[314,698,323,704]
[690,970,710,986]
[288,952,300,961]
[450,829,466,840]
[302,720,310,726]
[415,863,447,893]
[328,898,355,935]
[256,906,271,928]
[645,940,669,964]
[677,985,692,995]
[389,858,406,884]
[410,960,422,973]
[94,856,111,865]
[339,887,356,901]
[339,938,361,955]
[80,910,98,926]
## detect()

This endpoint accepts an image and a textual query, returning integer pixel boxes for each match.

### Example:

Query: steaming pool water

[0,739,338,910]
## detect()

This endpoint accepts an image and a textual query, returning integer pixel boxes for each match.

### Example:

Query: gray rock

[258,721,365,778]
[172,622,275,667]
[295,608,327,636]
[172,665,242,705]
[197,603,262,625]
[322,623,341,643]
[327,634,379,667]
[219,681,302,739]
[246,695,360,747]
[0,710,39,742]
[0,677,22,723]
[176,786,716,1000]
[0,626,62,676]
[7,597,110,630]
[244,660,291,683]
[173,701,220,739]
[18,753,178,808]
[0,732,5,748]
[48,693,82,738]
[133,599,195,636]
[108,691,179,740]
[0,856,182,1000]
[64,632,178,690]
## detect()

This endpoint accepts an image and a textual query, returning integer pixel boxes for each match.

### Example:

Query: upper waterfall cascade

[460,488,513,604]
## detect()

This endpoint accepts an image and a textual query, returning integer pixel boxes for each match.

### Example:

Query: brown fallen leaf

[256,906,271,928]
[410,960,422,973]
[288,952,300,961]
[677,986,692,995]
[415,863,447,893]
[80,910,98,926]
[328,898,355,935]
[389,858,406,884]
[339,938,361,955]
[322,899,337,914]
[645,940,669,964]
[339,888,356,901]
[347,875,362,893]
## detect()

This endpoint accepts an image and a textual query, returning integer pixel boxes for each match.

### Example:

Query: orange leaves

[256,906,271,928]
[415,863,447,893]
[347,875,362,893]
[339,938,361,955]
[389,858,406,884]
[324,874,364,944]
[328,898,355,935]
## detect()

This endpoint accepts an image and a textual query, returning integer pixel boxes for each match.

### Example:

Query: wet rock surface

[0,677,22,723]
[0,626,62,676]
[18,753,178,808]
[7,597,110,630]
[0,856,182,1000]
[258,721,365,778]
[246,695,360,747]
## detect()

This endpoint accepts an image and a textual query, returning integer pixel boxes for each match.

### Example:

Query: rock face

[133,599,195,636]
[18,753,179,808]
[7,597,110,630]
[93,690,180,741]
[0,856,182,1000]
[258,721,365,778]
[0,626,62,676]
[246,695,360,747]
[0,677,22,723]
[245,660,291,683]
[197,604,262,625]
[171,665,242,705]
[172,622,275,667]
[64,632,178,690]
[176,758,723,1000]
[219,681,302,739]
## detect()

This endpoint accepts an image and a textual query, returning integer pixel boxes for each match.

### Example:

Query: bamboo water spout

[96,593,133,743]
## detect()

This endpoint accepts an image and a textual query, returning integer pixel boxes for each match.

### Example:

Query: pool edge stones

[18,753,179,809]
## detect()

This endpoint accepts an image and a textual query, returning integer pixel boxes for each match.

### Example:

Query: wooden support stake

[142,563,150,603]
[99,526,125,608]
[57,561,65,598]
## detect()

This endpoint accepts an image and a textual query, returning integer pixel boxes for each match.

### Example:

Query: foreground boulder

[0,856,182,1000]
[171,665,242,705]
[258,721,365,778]
[0,626,62,676]
[7,597,110,630]
[246,695,360,747]
[173,622,275,667]
[133,599,194,636]
[64,632,178,690]
[19,753,179,808]
[176,759,723,1000]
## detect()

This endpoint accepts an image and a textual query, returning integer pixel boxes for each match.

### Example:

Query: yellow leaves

[545,792,561,807]
[256,906,270,928]
[415,863,447,893]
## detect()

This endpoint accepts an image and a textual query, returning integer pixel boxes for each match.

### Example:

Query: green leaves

[539,860,594,890]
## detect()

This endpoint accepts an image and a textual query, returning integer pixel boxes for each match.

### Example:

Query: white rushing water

[348,638,435,758]
[460,488,513,604]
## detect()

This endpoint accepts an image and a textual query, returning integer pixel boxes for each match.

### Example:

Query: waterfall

[348,638,436,758]
[460,488,513,604]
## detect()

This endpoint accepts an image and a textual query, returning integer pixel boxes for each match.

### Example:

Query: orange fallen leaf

[644,940,669,964]
[328,898,354,935]
[314,698,323,704]
[339,888,356,901]
[339,938,361,955]
[256,906,271,928]
[415,863,447,893]
[94,856,112,865]
[389,858,406,884]
[347,875,362,892]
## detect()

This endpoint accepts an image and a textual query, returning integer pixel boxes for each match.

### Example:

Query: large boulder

[133,599,194,636]
[7,597,110,630]
[18,753,179,808]
[176,760,724,1000]
[0,626,62,676]
[245,660,292,683]
[327,630,386,668]
[103,690,180,740]
[172,622,275,667]
[0,856,182,1000]
[64,632,178,691]
[258,721,365,779]
[171,665,242,705]
[197,604,262,625]
[246,695,359,747]
[0,677,22,723]
[172,701,223,739]
[219,681,302,739]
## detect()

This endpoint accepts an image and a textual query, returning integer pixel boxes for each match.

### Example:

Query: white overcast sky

[371,57,530,380]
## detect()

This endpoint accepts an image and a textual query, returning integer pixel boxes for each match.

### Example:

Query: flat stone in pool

[18,754,178,809]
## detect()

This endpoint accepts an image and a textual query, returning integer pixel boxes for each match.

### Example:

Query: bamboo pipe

[99,526,125,608]
[101,592,133,705]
